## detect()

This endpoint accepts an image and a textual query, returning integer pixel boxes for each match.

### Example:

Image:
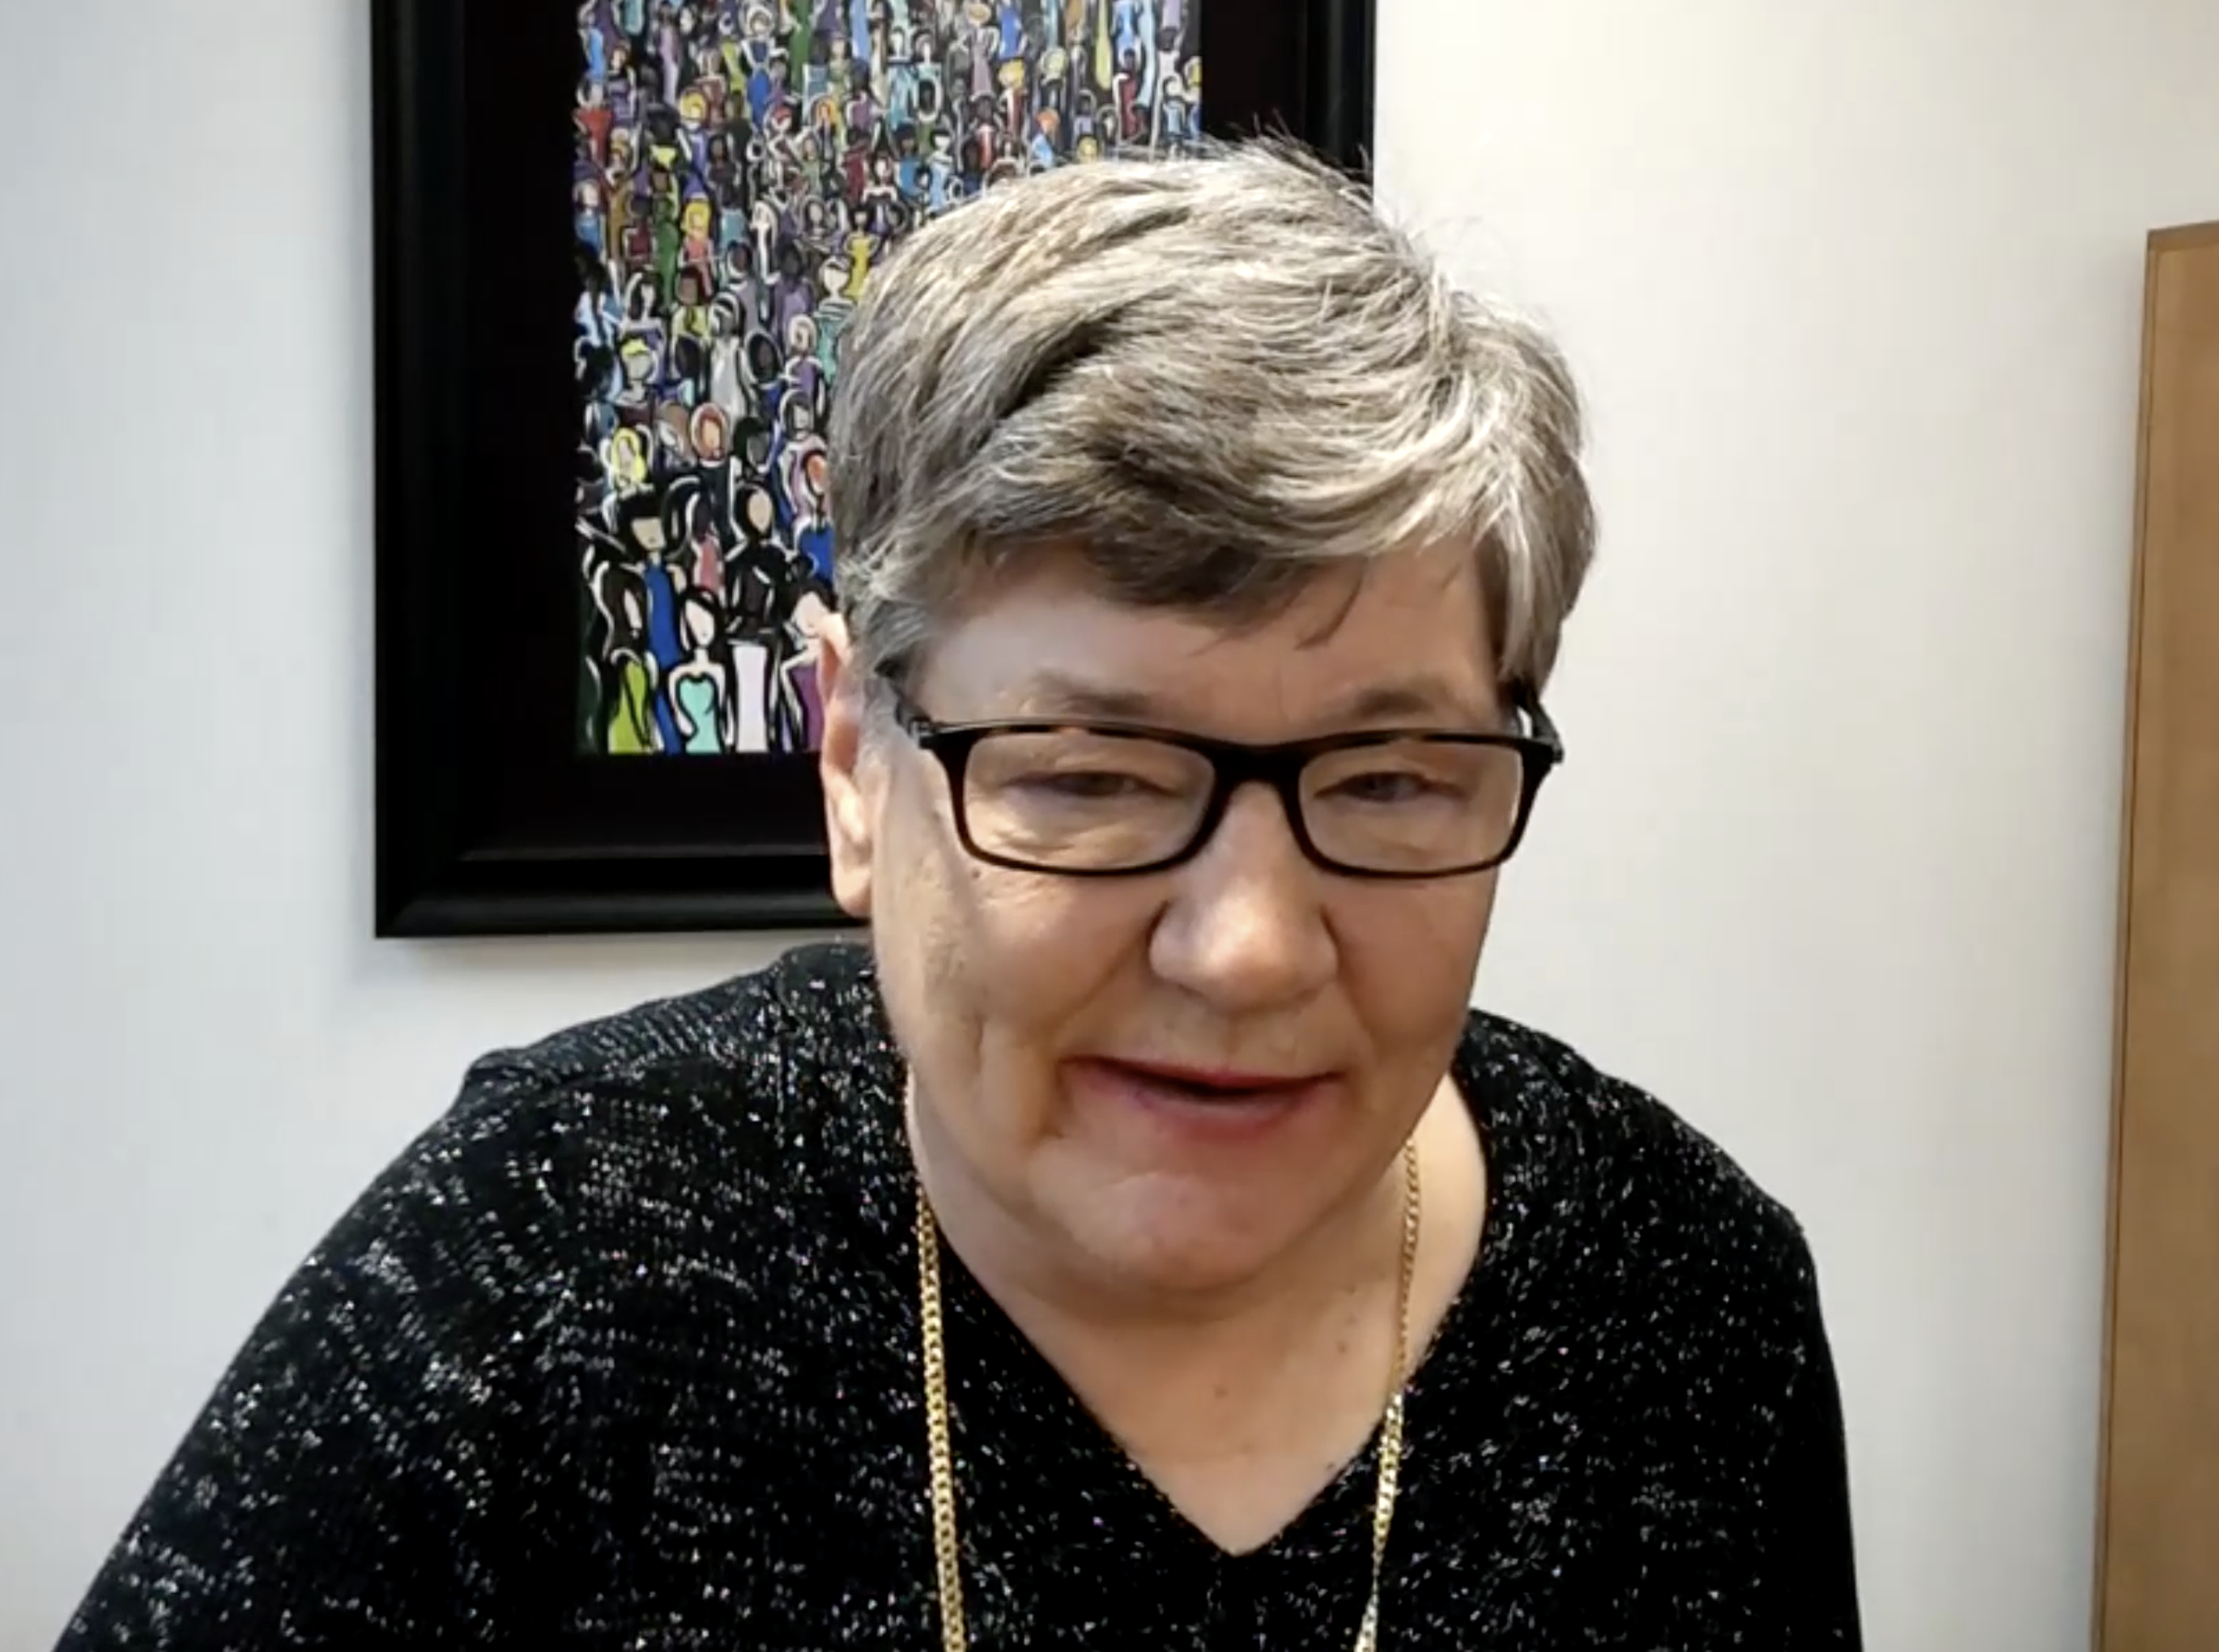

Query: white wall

[1,2,2210,1646]
[1378,3,2214,1646]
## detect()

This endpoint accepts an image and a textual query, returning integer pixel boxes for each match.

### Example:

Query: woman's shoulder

[1445,1011,1839,1450]
[56,944,898,1646]
[1439,1015,1859,1641]
[442,939,884,1137]
[322,941,893,1341]
[457,938,881,1107]
[1457,1009,1817,1302]
[271,935,890,1399]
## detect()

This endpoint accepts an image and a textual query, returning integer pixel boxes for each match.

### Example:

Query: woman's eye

[1021,770,1159,801]
[1331,772,1446,805]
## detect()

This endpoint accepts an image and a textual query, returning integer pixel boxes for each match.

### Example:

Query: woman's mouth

[1064,1058,1338,1143]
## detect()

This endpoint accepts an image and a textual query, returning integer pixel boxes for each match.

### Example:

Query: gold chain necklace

[914,1142,1423,1651]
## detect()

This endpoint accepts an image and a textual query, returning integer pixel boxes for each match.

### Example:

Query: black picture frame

[372,0,1376,938]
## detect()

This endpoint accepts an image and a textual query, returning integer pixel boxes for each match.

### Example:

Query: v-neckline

[890,1040,1525,1567]
[939,1251,1389,1562]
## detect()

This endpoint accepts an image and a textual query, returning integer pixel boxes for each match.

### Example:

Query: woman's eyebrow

[986,670,1500,730]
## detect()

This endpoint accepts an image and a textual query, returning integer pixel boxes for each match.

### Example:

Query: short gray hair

[827,142,1595,694]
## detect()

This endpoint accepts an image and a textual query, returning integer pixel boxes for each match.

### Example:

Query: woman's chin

[1048,1180,1314,1302]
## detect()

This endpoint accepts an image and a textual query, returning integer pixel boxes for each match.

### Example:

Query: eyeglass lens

[958,729,1529,873]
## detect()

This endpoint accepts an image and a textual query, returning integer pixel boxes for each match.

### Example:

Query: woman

[60,145,1860,1647]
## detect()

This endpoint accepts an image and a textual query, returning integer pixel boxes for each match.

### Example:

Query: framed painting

[372,0,1376,937]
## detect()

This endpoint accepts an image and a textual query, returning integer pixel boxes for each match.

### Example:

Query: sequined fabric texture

[60,941,1861,1648]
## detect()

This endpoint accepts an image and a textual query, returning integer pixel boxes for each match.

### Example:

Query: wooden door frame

[2093,219,2219,1652]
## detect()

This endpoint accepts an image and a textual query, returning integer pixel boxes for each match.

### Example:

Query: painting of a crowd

[572,1,1203,756]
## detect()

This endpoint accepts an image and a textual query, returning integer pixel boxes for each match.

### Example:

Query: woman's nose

[1145,783,1338,1014]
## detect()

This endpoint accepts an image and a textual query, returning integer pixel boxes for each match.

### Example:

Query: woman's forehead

[918,551,1500,728]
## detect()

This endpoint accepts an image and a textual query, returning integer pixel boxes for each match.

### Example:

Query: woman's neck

[908,1077,1488,1468]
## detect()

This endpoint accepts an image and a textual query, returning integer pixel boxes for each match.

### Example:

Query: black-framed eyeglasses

[884,679,1564,880]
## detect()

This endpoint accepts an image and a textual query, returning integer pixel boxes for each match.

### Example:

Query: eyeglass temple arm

[1510,682,1565,762]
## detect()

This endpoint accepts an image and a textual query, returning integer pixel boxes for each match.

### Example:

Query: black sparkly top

[61,942,1860,1649]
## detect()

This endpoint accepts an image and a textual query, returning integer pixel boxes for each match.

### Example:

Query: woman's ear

[814,612,876,919]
